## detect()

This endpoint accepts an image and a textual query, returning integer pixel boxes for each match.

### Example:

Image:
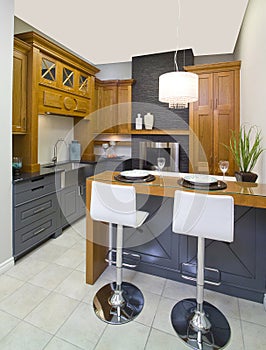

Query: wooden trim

[185,61,241,74]
[15,31,99,76]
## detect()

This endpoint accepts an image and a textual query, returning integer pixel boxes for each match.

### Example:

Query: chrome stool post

[171,190,234,349]
[90,181,148,325]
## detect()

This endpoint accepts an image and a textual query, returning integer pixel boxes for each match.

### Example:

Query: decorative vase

[235,171,258,183]
[144,112,154,130]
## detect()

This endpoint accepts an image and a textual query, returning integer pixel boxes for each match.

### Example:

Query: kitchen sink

[42,162,87,171]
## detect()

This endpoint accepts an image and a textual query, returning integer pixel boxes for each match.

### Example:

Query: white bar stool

[171,190,234,349]
[90,181,149,325]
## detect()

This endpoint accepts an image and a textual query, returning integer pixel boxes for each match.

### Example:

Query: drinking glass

[157,157,166,178]
[219,160,229,180]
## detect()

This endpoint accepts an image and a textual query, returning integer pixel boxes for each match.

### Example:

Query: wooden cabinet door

[117,82,133,134]
[190,73,214,174]
[101,84,118,133]
[213,71,235,175]
[12,49,28,133]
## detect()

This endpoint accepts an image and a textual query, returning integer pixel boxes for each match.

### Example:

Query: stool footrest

[105,249,141,268]
[181,262,221,286]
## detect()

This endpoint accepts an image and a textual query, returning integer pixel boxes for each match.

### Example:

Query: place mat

[178,178,227,191]
[114,174,156,183]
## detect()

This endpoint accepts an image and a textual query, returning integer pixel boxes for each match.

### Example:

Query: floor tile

[146,328,187,350]
[57,302,106,349]
[126,270,166,296]
[242,320,266,350]
[0,310,20,340]
[44,336,83,350]
[49,232,78,249]
[55,248,85,269]
[28,263,73,291]
[226,317,244,350]
[135,290,161,327]
[55,270,90,301]
[0,282,50,319]
[94,321,150,350]
[204,289,240,320]
[162,279,195,301]
[152,297,178,336]
[75,261,85,273]
[0,275,24,302]
[239,298,266,327]
[29,242,68,263]
[5,257,49,281]
[82,278,112,305]
[0,321,52,350]
[25,292,79,334]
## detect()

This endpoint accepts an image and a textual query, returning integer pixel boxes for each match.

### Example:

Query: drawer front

[13,213,58,258]
[14,174,60,205]
[14,193,59,230]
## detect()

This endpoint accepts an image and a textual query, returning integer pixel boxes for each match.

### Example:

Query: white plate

[120,170,150,178]
[183,174,218,184]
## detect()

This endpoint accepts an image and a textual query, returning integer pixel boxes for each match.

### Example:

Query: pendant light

[158,1,198,109]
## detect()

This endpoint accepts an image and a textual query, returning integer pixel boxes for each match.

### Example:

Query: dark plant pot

[235,171,258,182]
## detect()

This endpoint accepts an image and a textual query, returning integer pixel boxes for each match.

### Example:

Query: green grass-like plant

[225,125,264,173]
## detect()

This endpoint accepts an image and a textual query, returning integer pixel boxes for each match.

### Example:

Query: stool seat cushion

[90,181,148,228]
[172,190,234,242]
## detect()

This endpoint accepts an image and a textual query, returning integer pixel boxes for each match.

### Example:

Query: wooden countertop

[85,171,266,285]
[87,171,266,209]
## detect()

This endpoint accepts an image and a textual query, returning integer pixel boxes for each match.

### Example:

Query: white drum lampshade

[159,71,198,109]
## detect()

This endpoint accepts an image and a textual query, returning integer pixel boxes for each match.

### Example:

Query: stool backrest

[172,191,234,242]
[90,181,137,227]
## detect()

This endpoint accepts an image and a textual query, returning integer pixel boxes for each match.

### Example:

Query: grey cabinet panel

[14,193,59,230]
[14,213,58,258]
[59,185,85,228]
[14,174,60,206]
[123,198,266,302]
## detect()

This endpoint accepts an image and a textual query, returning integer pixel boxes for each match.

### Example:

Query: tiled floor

[0,218,265,350]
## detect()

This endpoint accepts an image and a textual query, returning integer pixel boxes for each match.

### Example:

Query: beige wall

[0,0,14,269]
[234,0,266,183]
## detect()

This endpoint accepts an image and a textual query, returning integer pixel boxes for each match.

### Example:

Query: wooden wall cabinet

[186,61,241,175]
[93,79,134,134]
[12,38,31,134]
[13,31,99,172]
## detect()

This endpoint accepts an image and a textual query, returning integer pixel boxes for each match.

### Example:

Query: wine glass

[157,157,166,179]
[219,160,229,180]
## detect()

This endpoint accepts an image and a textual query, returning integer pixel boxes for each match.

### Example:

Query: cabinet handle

[33,207,46,214]
[33,227,46,236]
[215,98,218,109]
[31,177,44,182]
[31,186,44,192]
[78,185,83,196]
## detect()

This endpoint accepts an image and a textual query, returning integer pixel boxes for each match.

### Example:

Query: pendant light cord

[174,0,181,72]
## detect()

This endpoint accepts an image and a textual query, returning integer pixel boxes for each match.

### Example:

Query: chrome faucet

[52,138,67,165]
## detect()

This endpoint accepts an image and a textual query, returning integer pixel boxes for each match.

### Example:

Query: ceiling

[14,0,249,65]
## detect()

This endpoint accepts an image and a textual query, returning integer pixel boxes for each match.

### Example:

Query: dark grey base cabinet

[59,185,85,229]
[122,195,266,303]
[13,164,94,260]
[13,174,61,259]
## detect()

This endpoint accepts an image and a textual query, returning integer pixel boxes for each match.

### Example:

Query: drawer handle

[33,207,47,214]
[33,227,46,236]
[31,176,45,182]
[32,186,44,192]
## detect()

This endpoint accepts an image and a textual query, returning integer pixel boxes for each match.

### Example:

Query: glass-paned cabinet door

[63,67,74,89]
[79,75,89,95]
[41,57,56,83]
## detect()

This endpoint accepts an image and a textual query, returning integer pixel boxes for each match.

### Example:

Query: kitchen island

[86,171,266,302]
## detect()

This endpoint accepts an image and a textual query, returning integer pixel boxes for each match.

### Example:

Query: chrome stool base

[171,298,231,350]
[93,282,144,325]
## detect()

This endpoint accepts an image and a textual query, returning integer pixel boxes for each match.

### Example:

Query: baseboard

[0,257,14,274]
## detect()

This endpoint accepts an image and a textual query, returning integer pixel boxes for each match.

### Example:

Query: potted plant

[225,125,264,182]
